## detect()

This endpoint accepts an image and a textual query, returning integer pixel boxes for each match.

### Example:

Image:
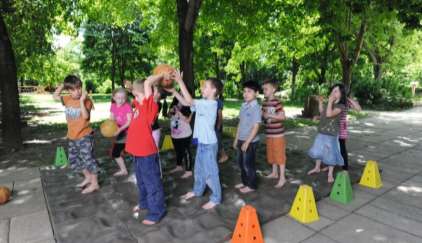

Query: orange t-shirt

[62,96,93,140]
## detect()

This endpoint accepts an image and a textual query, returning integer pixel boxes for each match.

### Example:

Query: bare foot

[142,219,157,225]
[180,171,192,179]
[235,183,245,189]
[274,179,286,188]
[81,184,99,194]
[328,175,334,183]
[321,167,329,172]
[113,170,128,177]
[180,191,195,200]
[265,173,278,179]
[239,186,255,194]
[307,168,321,175]
[202,201,218,210]
[218,155,229,163]
[169,166,183,174]
[76,179,90,188]
[132,205,146,213]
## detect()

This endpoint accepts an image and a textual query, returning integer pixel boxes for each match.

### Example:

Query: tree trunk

[373,62,382,81]
[177,0,202,95]
[340,60,353,92]
[110,30,116,91]
[0,14,22,150]
[291,57,299,100]
[214,52,220,80]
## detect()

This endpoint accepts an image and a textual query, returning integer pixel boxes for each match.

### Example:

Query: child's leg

[192,144,207,197]
[134,157,148,210]
[139,154,166,223]
[239,142,257,193]
[112,143,128,176]
[170,138,184,173]
[203,143,221,208]
[265,138,278,178]
[339,138,348,170]
[275,164,286,188]
[327,166,335,183]
[181,137,193,178]
[307,160,322,175]
[68,139,89,187]
[235,141,246,188]
[80,134,100,193]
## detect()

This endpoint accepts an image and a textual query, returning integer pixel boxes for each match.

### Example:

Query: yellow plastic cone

[160,135,174,151]
[289,185,319,224]
[359,160,383,189]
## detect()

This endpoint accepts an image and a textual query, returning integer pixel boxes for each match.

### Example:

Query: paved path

[1,107,422,243]
[263,107,422,243]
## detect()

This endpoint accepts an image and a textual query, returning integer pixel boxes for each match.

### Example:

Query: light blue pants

[193,143,222,204]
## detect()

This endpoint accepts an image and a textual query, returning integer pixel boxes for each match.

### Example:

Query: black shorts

[111,143,125,158]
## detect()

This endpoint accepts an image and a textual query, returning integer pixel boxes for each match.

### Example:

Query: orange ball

[0,186,11,205]
[153,64,175,88]
[100,119,118,138]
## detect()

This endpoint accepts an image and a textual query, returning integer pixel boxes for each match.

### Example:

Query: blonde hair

[132,79,146,93]
[111,87,128,103]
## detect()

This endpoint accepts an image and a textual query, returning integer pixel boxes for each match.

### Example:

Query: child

[125,75,166,225]
[168,98,194,178]
[166,73,222,210]
[53,75,99,194]
[151,88,163,148]
[339,96,361,170]
[307,84,346,183]
[109,88,132,176]
[233,81,262,194]
[216,89,228,163]
[261,79,287,188]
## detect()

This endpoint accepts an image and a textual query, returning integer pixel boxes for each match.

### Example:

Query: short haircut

[63,75,82,90]
[262,78,279,90]
[132,79,145,93]
[206,77,223,97]
[242,80,260,92]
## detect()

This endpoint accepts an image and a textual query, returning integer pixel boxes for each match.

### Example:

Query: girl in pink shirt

[110,88,132,176]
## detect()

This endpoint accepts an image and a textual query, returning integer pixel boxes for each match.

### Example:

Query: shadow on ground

[40,137,363,243]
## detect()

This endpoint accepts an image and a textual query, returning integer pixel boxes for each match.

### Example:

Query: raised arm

[348,97,362,112]
[144,74,164,98]
[172,71,193,106]
[79,90,90,120]
[326,96,342,118]
[53,84,64,101]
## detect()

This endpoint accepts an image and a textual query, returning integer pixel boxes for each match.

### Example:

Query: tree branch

[351,19,367,66]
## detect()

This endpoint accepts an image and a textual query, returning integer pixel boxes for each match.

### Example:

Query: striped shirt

[339,102,352,139]
[262,98,285,137]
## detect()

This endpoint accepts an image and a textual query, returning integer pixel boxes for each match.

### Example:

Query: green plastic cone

[330,171,353,204]
[54,146,68,167]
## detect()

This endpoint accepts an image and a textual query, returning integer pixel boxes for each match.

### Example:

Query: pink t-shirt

[110,103,132,127]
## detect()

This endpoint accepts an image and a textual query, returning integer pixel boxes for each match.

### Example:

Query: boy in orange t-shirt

[53,75,99,194]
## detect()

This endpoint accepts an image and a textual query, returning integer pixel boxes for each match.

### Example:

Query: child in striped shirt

[262,79,287,188]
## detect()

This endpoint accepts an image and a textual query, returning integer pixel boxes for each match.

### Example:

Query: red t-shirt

[125,96,158,156]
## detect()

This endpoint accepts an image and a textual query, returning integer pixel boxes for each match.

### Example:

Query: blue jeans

[237,140,258,189]
[193,143,221,204]
[133,153,166,222]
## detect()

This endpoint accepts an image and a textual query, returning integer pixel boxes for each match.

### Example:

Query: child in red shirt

[125,74,166,225]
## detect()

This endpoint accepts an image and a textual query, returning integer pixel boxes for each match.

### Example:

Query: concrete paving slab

[321,214,422,243]
[370,197,422,224]
[356,204,422,237]
[0,177,46,220]
[306,215,333,231]
[317,199,350,221]
[9,210,54,243]
[323,188,375,212]
[0,168,40,184]
[262,216,315,243]
[0,219,9,243]
[301,233,337,243]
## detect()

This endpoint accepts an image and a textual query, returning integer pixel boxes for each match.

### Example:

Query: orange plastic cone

[231,205,264,243]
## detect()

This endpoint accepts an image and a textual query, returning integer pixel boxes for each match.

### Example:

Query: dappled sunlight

[397,185,422,193]
[349,129,376,134]
[23,139,53,144]
[392,139,414,147]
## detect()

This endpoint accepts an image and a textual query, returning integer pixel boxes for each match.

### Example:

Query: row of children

[53,71,360,225]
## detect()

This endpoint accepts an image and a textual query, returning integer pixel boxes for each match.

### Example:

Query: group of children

[53,71,360,225]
